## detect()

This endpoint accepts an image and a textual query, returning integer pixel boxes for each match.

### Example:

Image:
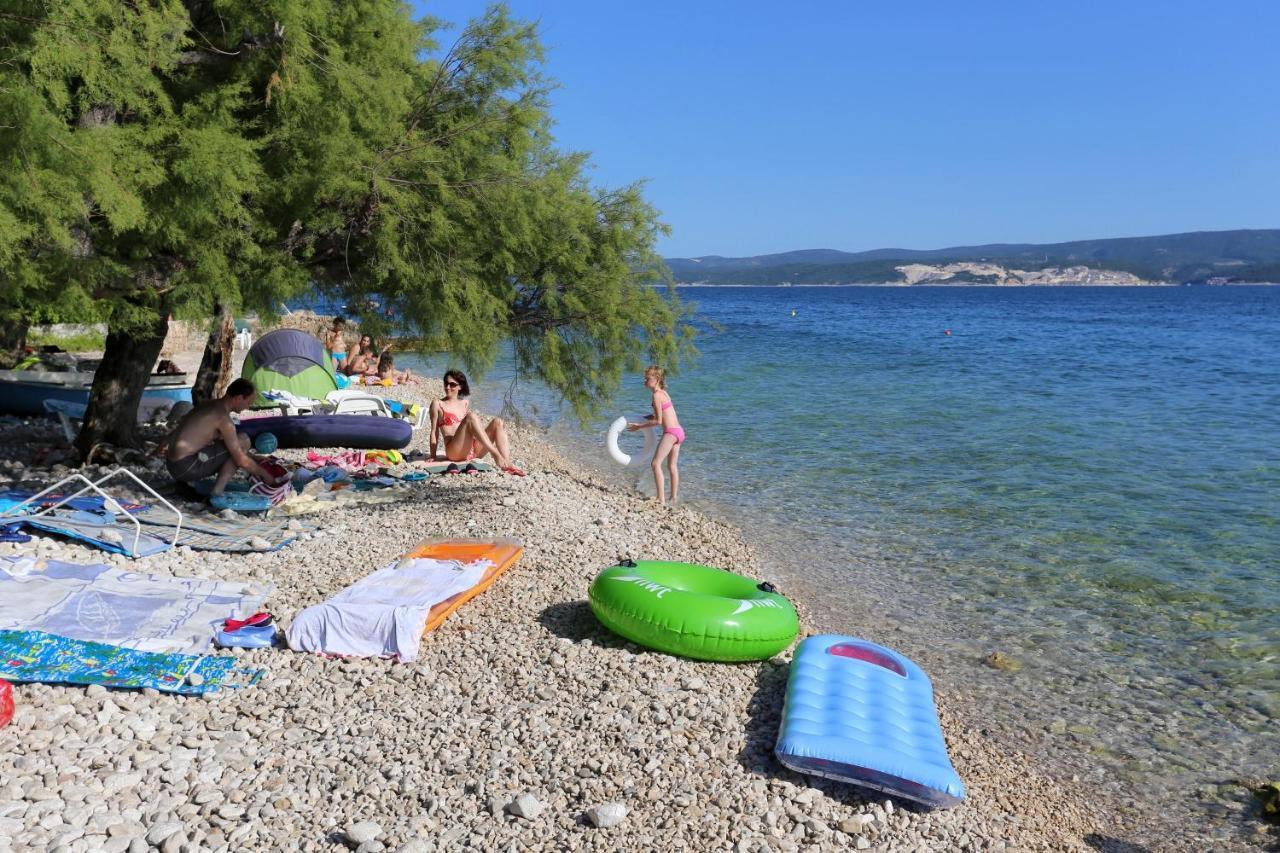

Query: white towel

[286,558,490,661]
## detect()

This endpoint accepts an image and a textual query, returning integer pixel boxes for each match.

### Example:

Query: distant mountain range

[664,229,1280,285]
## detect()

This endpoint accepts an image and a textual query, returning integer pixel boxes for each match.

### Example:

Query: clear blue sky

[415,1,1279,258]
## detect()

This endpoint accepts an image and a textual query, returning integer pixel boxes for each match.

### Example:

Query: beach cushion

[775,634,965,808]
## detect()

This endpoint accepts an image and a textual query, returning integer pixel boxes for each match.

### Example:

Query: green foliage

[0,1,687,420]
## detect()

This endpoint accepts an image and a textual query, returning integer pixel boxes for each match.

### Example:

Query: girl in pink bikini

[429,369,525,475]
[628,365,684,503]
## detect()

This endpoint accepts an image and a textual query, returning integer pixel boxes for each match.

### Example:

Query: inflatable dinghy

[238,414,411,450]
[775,634,965,808]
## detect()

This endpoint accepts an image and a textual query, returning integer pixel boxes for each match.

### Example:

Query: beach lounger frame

[0,467,183,558]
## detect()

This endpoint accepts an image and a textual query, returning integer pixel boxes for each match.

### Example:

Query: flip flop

[501,465,527,477]
[443,463,461,476]
[224,612,274,632]
[462,463,480,475]
[0,524,30,543]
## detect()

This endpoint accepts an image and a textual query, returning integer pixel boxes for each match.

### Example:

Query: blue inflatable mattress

[775,634,965,808]
[238,414,411,450]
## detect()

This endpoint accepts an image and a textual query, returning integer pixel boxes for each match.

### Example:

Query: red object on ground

[0,680,13,729]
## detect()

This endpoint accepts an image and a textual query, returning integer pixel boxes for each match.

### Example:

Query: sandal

[501,465,526,477]
[462,463,479,475]
[443,463,461,476]
[224,612,274,632]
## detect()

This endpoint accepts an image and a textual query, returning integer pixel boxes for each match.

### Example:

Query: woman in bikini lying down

[428,369,525,476]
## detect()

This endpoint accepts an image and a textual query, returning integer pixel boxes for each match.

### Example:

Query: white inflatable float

[606,416,658,466]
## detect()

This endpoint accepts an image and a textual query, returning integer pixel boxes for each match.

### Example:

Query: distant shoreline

[668,281,1280,287]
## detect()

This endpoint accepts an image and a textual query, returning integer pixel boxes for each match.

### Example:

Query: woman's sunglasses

[444,380,460,388]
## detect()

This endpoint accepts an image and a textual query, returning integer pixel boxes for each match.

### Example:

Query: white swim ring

[606,416,657,466]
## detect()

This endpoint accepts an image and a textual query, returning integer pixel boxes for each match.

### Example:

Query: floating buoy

[944,329,952,336]
[791,309,797,317]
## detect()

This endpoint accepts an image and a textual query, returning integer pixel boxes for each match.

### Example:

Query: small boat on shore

[0,365,193,418]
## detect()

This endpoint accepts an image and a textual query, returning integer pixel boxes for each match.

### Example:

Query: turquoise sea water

[409,285,1279,845]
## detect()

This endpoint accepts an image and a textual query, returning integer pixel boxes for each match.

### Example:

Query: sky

[414,1,1280,258]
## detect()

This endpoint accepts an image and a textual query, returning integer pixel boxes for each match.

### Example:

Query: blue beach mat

[775,634,965,808]
[0,630,263,694]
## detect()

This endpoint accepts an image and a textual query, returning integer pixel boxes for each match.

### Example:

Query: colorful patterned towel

[0,630,262,694]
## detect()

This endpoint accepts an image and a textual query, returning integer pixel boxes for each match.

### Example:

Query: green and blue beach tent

[240,328,338,405]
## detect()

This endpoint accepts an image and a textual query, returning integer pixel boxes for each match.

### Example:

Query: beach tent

[241,329,338,406]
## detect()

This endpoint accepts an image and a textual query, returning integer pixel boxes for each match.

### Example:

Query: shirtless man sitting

[165,378,285,496]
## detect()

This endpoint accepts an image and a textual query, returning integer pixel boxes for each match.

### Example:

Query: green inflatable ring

[588,560,800,662]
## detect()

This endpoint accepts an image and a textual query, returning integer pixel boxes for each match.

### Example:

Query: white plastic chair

[325,390,392,417]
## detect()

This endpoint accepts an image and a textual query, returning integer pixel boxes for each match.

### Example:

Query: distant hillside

[665,229,1280,284]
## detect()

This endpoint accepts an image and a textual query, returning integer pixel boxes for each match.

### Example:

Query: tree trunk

[74,307,169,457]
[0,319,28,369]
[192,303,235,406]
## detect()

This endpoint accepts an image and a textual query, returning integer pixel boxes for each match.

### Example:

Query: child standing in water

[628,365,685,503]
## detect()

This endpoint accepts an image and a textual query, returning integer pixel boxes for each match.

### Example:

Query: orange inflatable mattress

[408,538,524,634]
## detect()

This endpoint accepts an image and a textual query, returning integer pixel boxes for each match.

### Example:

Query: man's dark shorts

[166,442,232,483]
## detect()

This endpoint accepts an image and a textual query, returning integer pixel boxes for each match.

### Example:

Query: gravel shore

[0,377,1115,852]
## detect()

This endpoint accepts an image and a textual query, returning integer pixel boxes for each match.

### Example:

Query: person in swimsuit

[375,352,419,385]
[343,335,376,376]
[325,316,348,370]
[428,369,525,475]
[163,378,286,496]
[627,365,684,504]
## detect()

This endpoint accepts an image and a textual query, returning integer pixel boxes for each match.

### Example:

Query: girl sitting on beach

[343,335,376,376]
[627,365,684,504]
[429,369,525,476]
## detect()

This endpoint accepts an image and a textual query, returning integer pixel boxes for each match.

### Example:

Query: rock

[984,651,1022,672]
[145,822,183,846]
[396,842,432,853]
[585,802,627,828]
[1252,781,1280,824]
[854,836,871,850]
[185,672,204,688]
[505,793,542,820]
[839,817,869,834]
[501,496,517,507]
[344,820,383,846]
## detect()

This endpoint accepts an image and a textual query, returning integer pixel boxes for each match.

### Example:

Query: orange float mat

[407,538,524,634]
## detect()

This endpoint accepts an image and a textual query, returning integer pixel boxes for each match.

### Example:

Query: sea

[397,285,1279,847]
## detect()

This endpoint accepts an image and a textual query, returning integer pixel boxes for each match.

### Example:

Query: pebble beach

[0,375,1120,852]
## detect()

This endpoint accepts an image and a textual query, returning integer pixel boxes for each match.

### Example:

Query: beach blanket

[0,557,269,654]
[275,488,404,516]
[0,630,261,694]
[287,557,491,660]
[16,512,170,558]
[135,512,311,553]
